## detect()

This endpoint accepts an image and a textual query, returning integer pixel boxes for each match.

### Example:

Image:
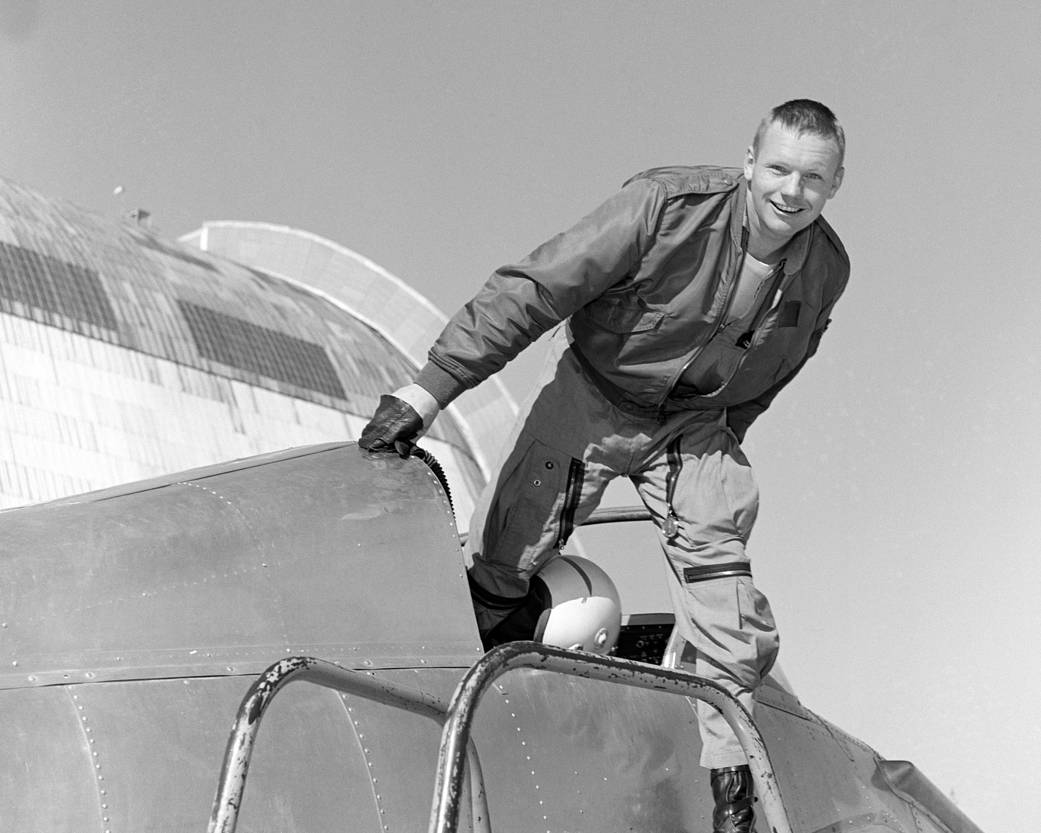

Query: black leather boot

[470,570,550,651]
[479,586,550,650]
[710,765,756,833]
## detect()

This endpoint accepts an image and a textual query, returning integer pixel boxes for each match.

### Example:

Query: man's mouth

[771,201,803,215]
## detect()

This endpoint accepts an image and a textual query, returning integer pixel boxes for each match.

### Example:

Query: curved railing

[207,656,490,833]
[428,641,793,833]
[580,504,653,526]
[208,643,793,833]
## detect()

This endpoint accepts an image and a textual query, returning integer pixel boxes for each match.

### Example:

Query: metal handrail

[207,656,491,833]
[459,505,652,546]
[428,641,793,833]
[579,504,652,525]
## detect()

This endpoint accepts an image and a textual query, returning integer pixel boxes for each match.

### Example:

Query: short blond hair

[753,99,845,167]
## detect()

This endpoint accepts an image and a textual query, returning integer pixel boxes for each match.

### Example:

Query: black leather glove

[359,394,424,458]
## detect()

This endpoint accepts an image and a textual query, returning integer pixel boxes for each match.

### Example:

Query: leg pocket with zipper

[481,434,585,578]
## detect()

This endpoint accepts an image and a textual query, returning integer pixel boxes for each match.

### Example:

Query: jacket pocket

[777,300,801,328]
[582,295,665,334]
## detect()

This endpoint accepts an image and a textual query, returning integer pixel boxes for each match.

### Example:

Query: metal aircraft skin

[0,443,984,833]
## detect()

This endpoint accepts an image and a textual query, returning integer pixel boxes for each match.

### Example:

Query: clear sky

[2,2,1038,830]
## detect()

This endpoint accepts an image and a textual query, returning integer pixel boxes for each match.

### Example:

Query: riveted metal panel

[468,668,710,832]
[74,677,368,833]
[0,686,101,833]
[0,443,481,689]
[0,440,976,833]
[0,657,951,833]
[754,694,913,833]
[331,668,471,832]
[456,668,928,833]
[0,668,473,833]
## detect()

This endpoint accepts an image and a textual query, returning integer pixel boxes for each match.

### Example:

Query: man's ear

[743,144,755,182]
[828,165,844,198]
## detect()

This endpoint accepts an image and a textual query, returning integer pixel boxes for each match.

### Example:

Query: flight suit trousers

[465,330,779,769]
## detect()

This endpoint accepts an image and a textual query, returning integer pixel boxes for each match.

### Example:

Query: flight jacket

[415,165,850,440]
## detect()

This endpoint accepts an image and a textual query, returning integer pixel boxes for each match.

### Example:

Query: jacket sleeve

[416,178,666,406]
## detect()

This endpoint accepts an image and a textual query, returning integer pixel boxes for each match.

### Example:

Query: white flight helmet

[531,556,622,654]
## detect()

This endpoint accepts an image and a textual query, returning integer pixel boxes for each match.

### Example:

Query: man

[361,99,847,833]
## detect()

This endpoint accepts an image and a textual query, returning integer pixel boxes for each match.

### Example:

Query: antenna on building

[113,184,126,218]
[113,186,153,228]
[128,208,152,227]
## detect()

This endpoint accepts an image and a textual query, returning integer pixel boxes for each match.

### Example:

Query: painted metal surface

[0,443,483,832]
[0,442,479,690]
[0,442,985,832]
[430,641,790,833]
[0,672,454,832]
[877,761,985,833]
[208,655,489,833]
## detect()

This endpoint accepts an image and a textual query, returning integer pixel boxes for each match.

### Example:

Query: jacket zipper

[738,258,787,346]
[556,457,585,549]
[708,256,788,391]
[659,225,749,420]
[666,240,792,412]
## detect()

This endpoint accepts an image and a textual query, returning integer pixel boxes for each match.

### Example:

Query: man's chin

[766,209,814,237]
[762,217,800,239]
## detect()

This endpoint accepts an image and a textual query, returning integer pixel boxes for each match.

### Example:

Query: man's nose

[780,174,803,197]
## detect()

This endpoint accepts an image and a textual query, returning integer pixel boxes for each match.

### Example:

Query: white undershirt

[677,253,780,394]
[726,252,776,324]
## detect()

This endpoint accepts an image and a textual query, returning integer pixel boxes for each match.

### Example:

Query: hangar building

[0,176,514,524]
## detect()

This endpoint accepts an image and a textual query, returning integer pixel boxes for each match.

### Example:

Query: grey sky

[2,3,1038,829]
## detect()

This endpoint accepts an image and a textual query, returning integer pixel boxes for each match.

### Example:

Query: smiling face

[743,120,844,258]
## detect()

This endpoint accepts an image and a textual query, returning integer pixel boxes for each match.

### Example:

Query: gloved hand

[359,394,424,458]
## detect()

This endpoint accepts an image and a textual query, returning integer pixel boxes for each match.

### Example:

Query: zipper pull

[664,512,678,539]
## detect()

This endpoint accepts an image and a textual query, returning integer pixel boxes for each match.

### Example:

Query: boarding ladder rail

[206,656,491,833]
[430,641,793,833]
[207,644,793,833]
[457,504,652,546]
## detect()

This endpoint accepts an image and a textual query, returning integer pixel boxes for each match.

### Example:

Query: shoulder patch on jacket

[622,165,742,198]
